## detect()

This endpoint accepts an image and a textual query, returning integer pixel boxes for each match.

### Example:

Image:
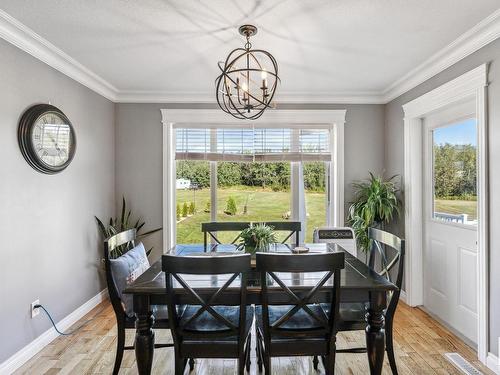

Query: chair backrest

[256,252,345,341]
[201,222,251,250]
[104,228,136,320]
[162,253,251,347]
[202,221,302,251]
[264,221,301,245]
[313,227,357,256]
[367,227,405,318]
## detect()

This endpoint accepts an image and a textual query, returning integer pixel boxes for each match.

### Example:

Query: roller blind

[175,126,331,162]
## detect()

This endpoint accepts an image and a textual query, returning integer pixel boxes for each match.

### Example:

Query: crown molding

[116,90,385,104]
[0,9,118,101]
[383,7,500,103]
[1,8,500,105]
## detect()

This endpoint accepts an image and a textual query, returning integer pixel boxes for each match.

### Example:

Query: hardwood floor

[14,301,492,374]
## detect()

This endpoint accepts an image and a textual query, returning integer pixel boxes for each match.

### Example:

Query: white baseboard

[399,290,407,304]
[0,289,108,375]
[487,352,500,374]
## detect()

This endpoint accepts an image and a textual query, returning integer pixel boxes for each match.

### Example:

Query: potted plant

[347,173,400,256]
[95,197,161,257]
[239,223,276,256]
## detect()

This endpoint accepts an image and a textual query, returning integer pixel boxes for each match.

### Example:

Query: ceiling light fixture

[216,25,279,120]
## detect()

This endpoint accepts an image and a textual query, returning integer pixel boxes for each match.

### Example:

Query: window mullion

[210,129,217,223]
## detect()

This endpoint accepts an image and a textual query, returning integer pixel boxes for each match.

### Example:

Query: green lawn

[176,186,326,244]
[434,199,477,220]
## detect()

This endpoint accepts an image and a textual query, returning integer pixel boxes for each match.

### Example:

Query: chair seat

[255,305,328,335]
[179,305,254,340]
[255,305,331,357]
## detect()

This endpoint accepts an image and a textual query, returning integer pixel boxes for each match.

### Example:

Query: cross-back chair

[264,221,301,245]
[255,252,345,375]
[104,229,176,375]
[335,227,405,374]
[201,222,250,251]
[202,221,301,251]
[162,253,253,375]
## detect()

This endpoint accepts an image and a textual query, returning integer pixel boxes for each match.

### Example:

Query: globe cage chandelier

[216,25,279,120]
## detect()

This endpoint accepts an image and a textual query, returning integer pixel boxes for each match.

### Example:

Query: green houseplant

[239,223,276,256]
[347,173,400,254]
[95,197,162,257]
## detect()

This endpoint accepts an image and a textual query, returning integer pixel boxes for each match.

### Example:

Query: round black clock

[18,104,76,174]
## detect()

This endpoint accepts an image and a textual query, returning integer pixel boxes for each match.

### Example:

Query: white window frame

[162,109,346,249]
[402,64,488,363]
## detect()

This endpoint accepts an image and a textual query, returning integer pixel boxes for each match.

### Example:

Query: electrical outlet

[31,300,40,318]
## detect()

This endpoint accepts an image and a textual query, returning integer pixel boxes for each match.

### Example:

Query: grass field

[176,186,326,243]
[434,199,477,220]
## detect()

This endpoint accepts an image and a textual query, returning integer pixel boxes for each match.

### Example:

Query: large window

[174,125,333,244]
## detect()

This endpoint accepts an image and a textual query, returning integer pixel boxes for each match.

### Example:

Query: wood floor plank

[13,300,494,374]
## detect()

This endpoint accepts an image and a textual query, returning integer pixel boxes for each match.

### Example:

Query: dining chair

[162,253,253,375]
[202,221,301,251]
[201,221,250,251]
[255,252,345,375]
[104,229,186,375]
[263,221,301,245]
[313,227,357,257]
[334,227,405,374]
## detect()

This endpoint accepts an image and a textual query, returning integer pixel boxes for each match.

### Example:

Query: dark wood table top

[124,243,397,301]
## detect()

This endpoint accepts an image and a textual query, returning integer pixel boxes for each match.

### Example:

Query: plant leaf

[137,227,162,238]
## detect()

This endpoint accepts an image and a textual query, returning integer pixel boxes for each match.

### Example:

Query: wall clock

[18,104,76,174]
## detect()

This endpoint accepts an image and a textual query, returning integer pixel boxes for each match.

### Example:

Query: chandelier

[216,25,279,120]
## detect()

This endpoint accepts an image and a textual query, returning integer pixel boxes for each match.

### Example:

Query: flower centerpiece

[239,223,276,256]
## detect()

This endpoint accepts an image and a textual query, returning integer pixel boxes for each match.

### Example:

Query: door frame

[160,108,347,250]
[402,64,488,362]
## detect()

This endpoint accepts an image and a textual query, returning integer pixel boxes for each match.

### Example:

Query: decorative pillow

[109,242,150,317]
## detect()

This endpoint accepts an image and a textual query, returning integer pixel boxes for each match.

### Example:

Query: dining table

[124,242,397,375]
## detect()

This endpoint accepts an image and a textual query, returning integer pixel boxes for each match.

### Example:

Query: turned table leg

[134,295,155,375]
[365,291,386,375]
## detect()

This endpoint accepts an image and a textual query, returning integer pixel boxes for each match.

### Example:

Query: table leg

[134,295,155,375]
[365,291,386,375]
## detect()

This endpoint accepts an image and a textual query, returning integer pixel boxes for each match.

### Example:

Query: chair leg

[175,352,186,375]
[112,322,125,375]
[189,358,195,372]
[257,329,271,375]
[256,333,263,372]
[313,355,319,370]
[327,339,337,375]
[245,333,252,372]
[386,319,398,375]
[238,351,246,375]
[263,355,271,375]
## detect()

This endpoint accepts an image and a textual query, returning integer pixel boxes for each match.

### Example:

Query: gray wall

[385,37,500,354]
[115,103,386,261]
[0,39,115,362]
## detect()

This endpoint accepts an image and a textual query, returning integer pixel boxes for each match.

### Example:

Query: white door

[422,100,478,345]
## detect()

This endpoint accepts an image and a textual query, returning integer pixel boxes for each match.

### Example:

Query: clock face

[31,112,73,168]
[18,104,76,174]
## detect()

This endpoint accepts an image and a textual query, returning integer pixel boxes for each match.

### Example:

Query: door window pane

[432,119,477,225]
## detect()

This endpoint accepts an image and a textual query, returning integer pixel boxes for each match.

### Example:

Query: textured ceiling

[0,0,498,98]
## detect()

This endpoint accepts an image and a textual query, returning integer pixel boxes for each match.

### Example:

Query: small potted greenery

[239,223,276,256]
